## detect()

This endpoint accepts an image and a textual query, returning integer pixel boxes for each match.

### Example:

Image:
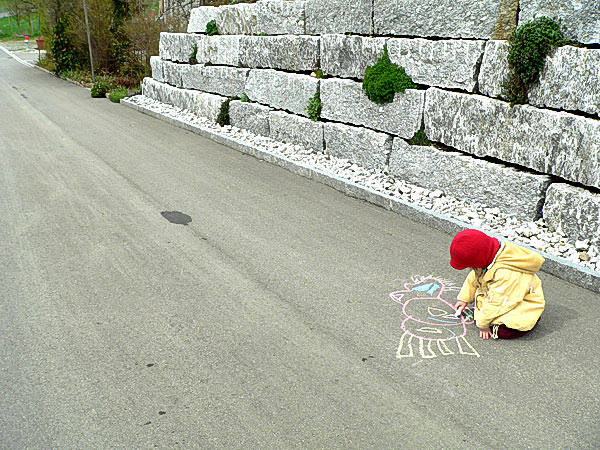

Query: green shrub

[502,16,566,104]
[306,93,321,122]
[217,98,232,126]
[408,129,431,146]
[206,20,218,36]
[189,44,198,65]
[109,86,129,103]
[363,46,417,104]
[51,17,80,75]
[240,93,250,102]
[91,80,109,98]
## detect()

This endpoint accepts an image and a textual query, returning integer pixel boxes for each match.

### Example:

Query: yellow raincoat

[457,240,545,331]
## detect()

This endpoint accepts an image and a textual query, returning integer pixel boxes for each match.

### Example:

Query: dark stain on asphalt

[146,363,154,367]
[144,421,152,426]
[161,211,192,226]
[362,356,375,362]
[11,86,27,98]
[159,411,166,415]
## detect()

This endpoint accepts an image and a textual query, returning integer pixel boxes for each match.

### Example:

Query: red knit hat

[450,229,500,270]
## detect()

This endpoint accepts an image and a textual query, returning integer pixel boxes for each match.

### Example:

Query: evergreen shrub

[502,17,567,104]
[50,17,80,75]
[363,46,416,104]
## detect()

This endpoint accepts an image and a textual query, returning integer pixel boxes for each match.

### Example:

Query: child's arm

[456,270,477,307]
[454,300,468,316]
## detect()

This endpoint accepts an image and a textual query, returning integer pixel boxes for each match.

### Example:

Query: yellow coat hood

[490,241,545,276]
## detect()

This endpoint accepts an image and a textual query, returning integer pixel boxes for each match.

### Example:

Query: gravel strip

[124,94,600,276]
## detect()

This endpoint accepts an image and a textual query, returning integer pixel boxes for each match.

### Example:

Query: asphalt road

[1,50,599,449]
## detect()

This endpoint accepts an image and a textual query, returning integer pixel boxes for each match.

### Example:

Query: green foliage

[50,16,79,75]
[109,0,133,75]
[502,16,566,104]
[408,129,431,146]
[0,14,40,40]
[91,80,109,98]
[108,86,128,103]
[240,93,250,102]
[306,93,321,122]
[206,19,218,36]
[363,46,416,104]
[217,98,232,126]
[111,0,131,28]
[189,44,198,64]
[313,68,324,79]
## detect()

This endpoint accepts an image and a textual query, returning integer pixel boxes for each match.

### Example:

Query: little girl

[450,229,545,340]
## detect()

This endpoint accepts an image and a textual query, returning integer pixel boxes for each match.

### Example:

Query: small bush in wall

[311,68,324,79]
[217,99,232,127]
[502,16,566,104]
[206,20,218,36]
[363,46,417,104]
[240,93,250,102]
[189,44,198,65]
[408,129,431,146]
[306,93,321,122]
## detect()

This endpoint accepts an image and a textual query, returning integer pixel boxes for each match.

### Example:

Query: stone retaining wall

[145,0,600,244]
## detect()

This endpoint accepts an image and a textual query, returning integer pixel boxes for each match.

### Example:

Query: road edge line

[0,45,34,68]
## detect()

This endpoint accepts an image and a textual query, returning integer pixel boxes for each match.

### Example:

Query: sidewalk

[0,39,45,64]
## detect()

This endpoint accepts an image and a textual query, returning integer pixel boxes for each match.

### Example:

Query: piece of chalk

[454,307,464,317]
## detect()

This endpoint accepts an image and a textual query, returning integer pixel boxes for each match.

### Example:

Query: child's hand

[454,300,468,315]
[479,327,492,339]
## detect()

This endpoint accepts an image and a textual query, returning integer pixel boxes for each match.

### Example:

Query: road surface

[1,50,599,449]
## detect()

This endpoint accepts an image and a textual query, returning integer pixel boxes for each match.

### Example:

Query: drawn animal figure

[389,276,480,359]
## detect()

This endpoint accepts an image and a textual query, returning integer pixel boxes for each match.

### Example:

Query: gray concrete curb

[122,97,600,294]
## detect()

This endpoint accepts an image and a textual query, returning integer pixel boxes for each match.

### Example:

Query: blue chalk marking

[428,284,440,295]
[443,327,457,338]
[427,317,457,325]
[411,283,440,295]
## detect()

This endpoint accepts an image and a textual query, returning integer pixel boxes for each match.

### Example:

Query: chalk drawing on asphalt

[390,276,480,359]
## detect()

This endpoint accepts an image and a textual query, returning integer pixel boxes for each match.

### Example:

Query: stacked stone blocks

[143,0,600,241]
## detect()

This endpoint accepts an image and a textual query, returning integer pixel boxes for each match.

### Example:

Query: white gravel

[126,94,600,274]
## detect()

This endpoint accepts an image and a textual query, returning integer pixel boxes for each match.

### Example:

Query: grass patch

[0,15,40,40]
[109,86,129,103]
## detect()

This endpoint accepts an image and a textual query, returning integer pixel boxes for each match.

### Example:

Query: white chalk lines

[390,276,480,359]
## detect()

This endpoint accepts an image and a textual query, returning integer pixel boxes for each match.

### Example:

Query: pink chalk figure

[389,276,480,359]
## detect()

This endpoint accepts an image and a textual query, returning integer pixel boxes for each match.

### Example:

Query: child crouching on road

[450,229,545,340]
